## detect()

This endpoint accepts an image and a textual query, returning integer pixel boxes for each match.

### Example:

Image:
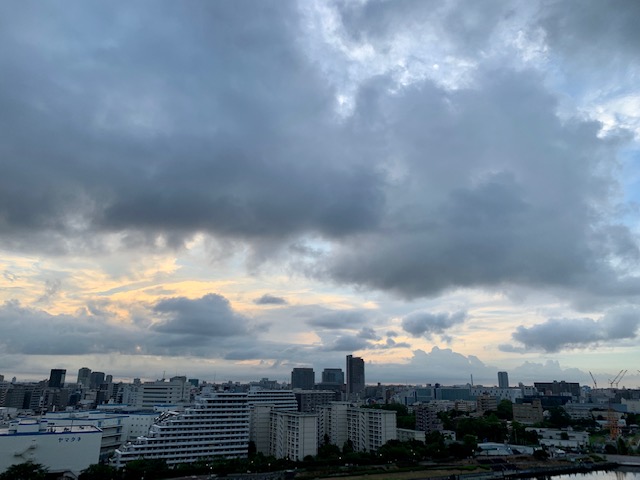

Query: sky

[1,0,640,388]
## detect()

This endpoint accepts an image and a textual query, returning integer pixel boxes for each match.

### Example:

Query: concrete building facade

[0,419,101,476]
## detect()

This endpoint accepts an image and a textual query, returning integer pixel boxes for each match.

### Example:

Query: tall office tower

[48,369,66,388]
[291,368,315,390]
[90,371,105,390]
[321,368,344,385]
[498,371,509,389]
[77,367,91,388]
[346,355,365,400]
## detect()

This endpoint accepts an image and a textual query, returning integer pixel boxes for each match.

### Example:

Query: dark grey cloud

[539,0,640,66]
[307,311,369,330]
[0,1,384,256]
[321,69,639,303]
[402,310,467,338]
[253,294,288,306]
[152,293,250,337]
[358,326,380,340]
[1,0,639,312]
[385,337,411,349]
[326,335,371,352]
[501,307,640,352]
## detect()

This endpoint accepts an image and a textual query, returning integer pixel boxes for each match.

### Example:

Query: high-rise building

[346,355,365,400]
[321,368,344,385]
[90,372,105,390]
[498,371,509,389]
[291,368,315,390]
[48,369,66,389]
[77,367,91,388]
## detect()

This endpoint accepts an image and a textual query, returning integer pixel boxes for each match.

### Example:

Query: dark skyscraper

[321,368,344,385]
[498,371,509,389]
[77,367,91,388]
[90,371,105,389]
[346,355,365,400]
[291,367,315,389]
[48,369,66,388]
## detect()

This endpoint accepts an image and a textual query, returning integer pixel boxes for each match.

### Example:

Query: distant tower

[322,368,344,385]
[498,371,509,389]
[346,355,365,400]
[90,371,105,389]
[291,368,315,390]
[48,369,66,388]
[77,367,91,388]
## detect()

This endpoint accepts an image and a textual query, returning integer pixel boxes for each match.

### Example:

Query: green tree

[0,461,48,480]
[121,459,168,480]
[546,407,571,428]
[318,441,341,459]
[342,439,355,454]
[496,400,513,420]
[616,437,629,455]
[79,463,120,480]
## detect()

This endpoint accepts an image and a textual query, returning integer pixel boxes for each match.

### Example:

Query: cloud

[326,335,372,352]
[307,311,369,330]
[152,294,251,337]
[253,294,288,306]
[36,278,62,304]
[0,294,254,357]
[0,0,638,313]
[368,347,498,384]
[402,310,467,338]
[510,360,589,386]
[502,307,640,352]
[358,326,380,340]
[0,300,136,356]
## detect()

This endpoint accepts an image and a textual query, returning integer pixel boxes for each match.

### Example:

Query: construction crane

[614,370,627,388]
[589,371,598,389]
[607,369,626,439]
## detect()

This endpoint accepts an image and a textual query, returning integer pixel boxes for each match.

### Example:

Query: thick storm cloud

[0,0,637,307]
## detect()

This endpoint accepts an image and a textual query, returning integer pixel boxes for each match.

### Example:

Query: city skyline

[2,1,640,387]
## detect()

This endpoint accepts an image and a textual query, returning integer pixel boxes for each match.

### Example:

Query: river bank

[295,456,631,480]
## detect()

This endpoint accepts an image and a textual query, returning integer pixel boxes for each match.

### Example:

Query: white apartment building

[269,410,317,461]
[120,377,189,409]
[318,402,396,453]
[526,428,589,450]
[318,401,349,447]
[347,407,396,452]
[113,391,250,467]
[0,419,101,476]
[251,406,318,461]
[470,386,523,402]
[247,388,298,411]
